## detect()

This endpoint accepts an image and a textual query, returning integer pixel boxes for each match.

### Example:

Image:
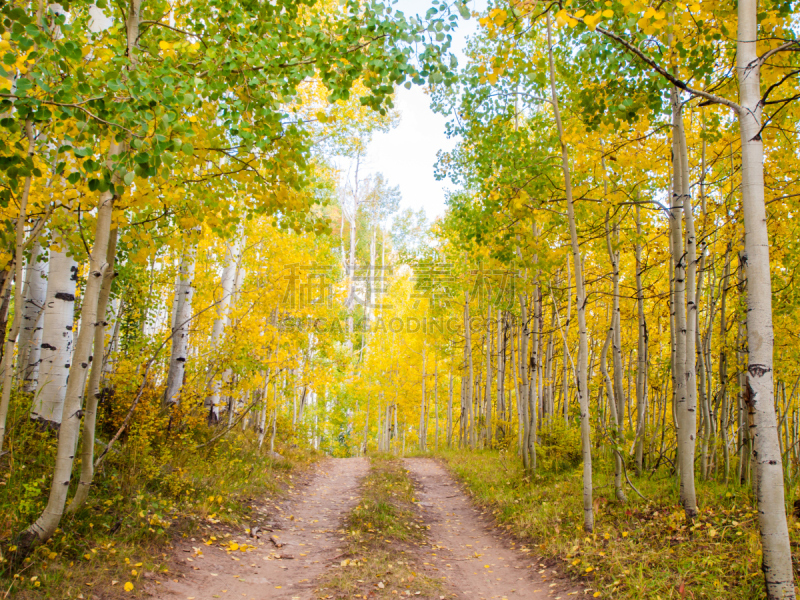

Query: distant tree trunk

[601,327,626,503]
[496,310,506,440]
[434,357,439,450]
[419,342,426,452]
[563,259,571,425]
[605,212,626,503]
[518,294,531,470]
[719,244,732,482]
[634,203,648,475]
[484,303,492,448]
[257,368,272,449]
[447,353,454,447]
[511,322,523,457]
[464,292,474,450]
[529,287,539,471]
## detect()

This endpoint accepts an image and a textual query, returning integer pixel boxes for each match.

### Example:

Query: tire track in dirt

[404,458,585,600]
[152,458,368,600]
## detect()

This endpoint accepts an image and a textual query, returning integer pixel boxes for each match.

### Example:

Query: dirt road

[404,458,581,600]
[152,457,580,600]
[152,458,368,600]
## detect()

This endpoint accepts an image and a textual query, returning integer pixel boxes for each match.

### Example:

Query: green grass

[438,446,799,599]
[0,407,316,599]
[314,454,445,599]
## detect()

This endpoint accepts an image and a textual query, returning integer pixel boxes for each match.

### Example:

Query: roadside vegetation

[0,413,313,599]
[442,447,800,600]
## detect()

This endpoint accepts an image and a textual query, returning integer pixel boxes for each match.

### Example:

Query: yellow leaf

[124,582,134,592]
[602,9,613,17]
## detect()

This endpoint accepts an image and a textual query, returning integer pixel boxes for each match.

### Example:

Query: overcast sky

[362,0,486,220]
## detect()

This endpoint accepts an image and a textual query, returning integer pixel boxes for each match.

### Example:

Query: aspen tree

[164,237,198,407]
[206,238,242,423]
[546,13,593,531]
[30,241,76,426]
[736,0,794,592]
[17,238,47,391]
[0,118,33,452]
[633,203,648,475]
[68,228,118,512]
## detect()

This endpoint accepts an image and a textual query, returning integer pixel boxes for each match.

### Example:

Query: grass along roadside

[439,448,796,600]
[0,418,316,600]
[314,454,447,600]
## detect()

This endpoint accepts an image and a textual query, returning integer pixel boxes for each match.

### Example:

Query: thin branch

[0,94,141,137]
[566,17,741,113]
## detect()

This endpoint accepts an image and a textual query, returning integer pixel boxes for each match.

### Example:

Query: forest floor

[149,457,586,600]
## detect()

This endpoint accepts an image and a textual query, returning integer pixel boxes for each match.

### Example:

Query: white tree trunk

[30,237,77,426]
[547,13,593,532]
[24,142,121,547]
[419,342,426,451]
[634,203,648,474]
[464,292,474,450]
[484,303,492,447]
[68,228,118,512]
[676,99,699,517]
[164,240,197,406]
[17,237,48,392]
[0,119,33,452]
[205,238,241,423]
[671,91,697,518]
[737,1,794,595]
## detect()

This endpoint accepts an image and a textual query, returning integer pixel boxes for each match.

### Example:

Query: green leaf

[123,171,135,186]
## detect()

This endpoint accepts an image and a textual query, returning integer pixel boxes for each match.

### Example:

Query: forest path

[151,457,369,600]
[404,458,583,600]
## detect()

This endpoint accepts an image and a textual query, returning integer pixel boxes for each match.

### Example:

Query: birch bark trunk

[419,342,426,451]
[675,99,699,518]
[670,89,696,518]
[447,353,454,447]
[68,227,118,512]
[0,119,33,452]
[484,303,492,448]
[164,238,197,407]
[205,238,241,423]
[634,203,648,475]
[547,13,593,531]
[464,292,474,450]
[17,237,47,392]
[737,1,794,593]
[719,244,732,482]
[30,239,77,426]
[23,136,122,546]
